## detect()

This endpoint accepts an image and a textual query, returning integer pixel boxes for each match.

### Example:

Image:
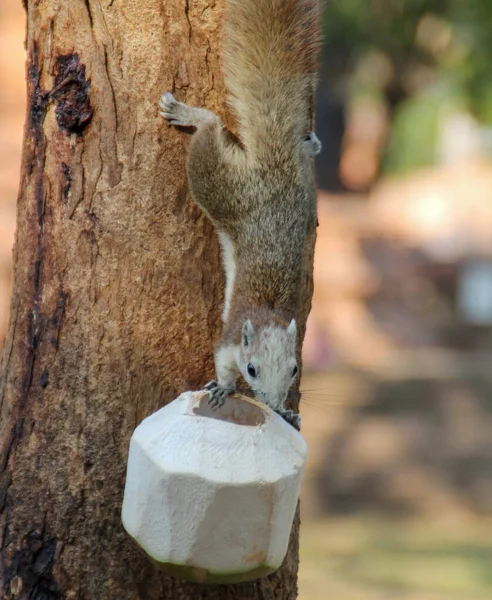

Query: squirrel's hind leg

[159,92,220,128]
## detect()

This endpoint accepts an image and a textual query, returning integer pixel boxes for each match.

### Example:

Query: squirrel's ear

[242,319,255,347]
[287,319,297,338]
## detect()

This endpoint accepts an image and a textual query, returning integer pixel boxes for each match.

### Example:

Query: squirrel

[159,0,321,430]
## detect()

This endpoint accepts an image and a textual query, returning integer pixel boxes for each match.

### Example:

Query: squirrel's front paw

[278,409,301,431]
[204,380,232,409]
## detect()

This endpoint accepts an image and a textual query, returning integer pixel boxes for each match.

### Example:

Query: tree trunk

[0,1,314,598]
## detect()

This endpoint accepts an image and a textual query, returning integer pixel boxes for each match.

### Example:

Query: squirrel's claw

[159,91,187,126]
[159,91,177,113]
[205,380,231,409]
[278,409,301,431]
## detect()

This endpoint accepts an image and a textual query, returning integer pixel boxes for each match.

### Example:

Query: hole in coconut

[193,394,268,426]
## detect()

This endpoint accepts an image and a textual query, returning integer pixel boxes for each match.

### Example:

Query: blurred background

[1,1,492,598]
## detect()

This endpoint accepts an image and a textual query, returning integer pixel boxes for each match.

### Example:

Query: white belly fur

[217,231,236,323]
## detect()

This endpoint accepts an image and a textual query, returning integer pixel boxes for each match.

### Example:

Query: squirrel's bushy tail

[224,0,320,155]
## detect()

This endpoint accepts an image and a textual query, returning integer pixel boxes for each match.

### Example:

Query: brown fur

[185,0,320,351]
[160,0,320,408]
[224,0,321,153]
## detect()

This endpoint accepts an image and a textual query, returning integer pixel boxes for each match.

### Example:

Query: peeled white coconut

[121,391,307,584]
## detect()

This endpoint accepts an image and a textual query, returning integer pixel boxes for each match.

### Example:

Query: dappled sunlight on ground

[299,369,492,599]
[300,370,492,521]
[299,517,492,600]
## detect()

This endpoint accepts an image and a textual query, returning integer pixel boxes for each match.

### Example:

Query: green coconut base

[130,539,277,584]
[152,559,276,584]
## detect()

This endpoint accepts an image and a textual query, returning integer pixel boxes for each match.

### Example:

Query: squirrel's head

[239,318,298,411]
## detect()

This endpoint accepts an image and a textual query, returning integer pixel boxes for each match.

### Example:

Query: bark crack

[84,0,94,30]
[102,44,118,131]
[21,42,47,418]
[184,0,192,42]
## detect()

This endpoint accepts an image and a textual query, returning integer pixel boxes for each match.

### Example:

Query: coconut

[121,391,307,584]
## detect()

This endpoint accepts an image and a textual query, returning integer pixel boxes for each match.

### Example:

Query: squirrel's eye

[292,365,298,377]
[247,363,257,378]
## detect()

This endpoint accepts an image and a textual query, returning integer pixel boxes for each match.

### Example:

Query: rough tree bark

[0,1,315,599]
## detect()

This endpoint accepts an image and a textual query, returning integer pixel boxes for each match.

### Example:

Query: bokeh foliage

[321,0,492,173]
